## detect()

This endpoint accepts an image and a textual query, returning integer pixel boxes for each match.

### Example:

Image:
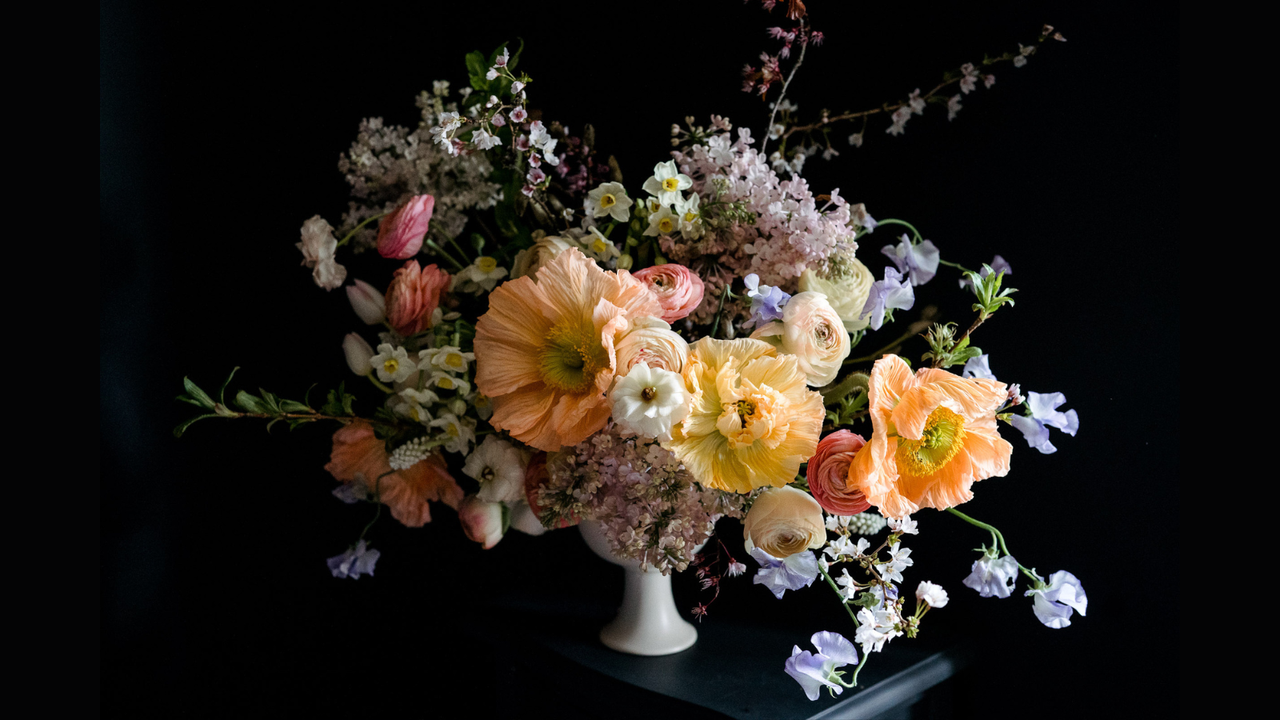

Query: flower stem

[817,562,860,627]
[939,259,974,274]
[337,212,387,247]
[945,508,1040,581]
[761,21,810,156]
[710,282,731,339]
[425,239,467,271]
[845,324,922,364]
[875,218,923,242]
[364,373,394,395]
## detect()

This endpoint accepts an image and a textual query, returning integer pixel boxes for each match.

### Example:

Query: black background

[102,0,1179,716]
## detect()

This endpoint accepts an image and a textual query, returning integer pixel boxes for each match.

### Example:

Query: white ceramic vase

[579,521,699,656]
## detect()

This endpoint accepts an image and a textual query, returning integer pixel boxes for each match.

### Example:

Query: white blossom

[915,581,949,608]
[370,344,416,383]
[608,363,690,442]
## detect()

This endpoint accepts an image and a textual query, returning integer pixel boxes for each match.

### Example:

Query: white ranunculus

[750,292,851,386]
[608,363,690,442]
[614,317,689,374]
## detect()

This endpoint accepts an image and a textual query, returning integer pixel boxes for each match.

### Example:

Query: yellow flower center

[477,256,498,273]
[383,359,399,375]
[662,177,681,192]
[896,406,967,476]
[447,354,464,368]
[592,238,608,252]
[540,321,608,393]
[600,193,616,208]
[717,389,787,450]
[437,377,455,390]
[658,217,675,234]
[683,211,698,223]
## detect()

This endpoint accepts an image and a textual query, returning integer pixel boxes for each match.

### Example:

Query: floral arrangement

[175,2,1081,701]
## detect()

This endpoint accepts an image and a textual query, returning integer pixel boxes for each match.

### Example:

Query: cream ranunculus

[511,234,575,279]
[799,258,875,333]
[751,292,851,386]
[614,317,689,374]
[743,486,826,558]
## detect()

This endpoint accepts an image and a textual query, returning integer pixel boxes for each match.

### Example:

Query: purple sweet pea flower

[750,546,820,599]
[881,234,940,286]
[859,267,915,331]
[961,354,996,380]
[959,255,1012,290]
[332,475,369,504]
[785,631,860,701]
[1026,570,1087,628]
[744,273,791,325]
[1008,391,1079,454]
[962,552,1019,598]
[327,539,380,579]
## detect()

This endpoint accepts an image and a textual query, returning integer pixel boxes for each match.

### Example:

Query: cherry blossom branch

[761,20,810,155]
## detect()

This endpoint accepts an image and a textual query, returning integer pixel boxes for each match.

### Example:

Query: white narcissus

[608,363,690,442]
[585,182,634,222]
[641,160,693,206]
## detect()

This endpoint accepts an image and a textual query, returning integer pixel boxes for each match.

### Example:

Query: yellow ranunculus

[744,486,826,558]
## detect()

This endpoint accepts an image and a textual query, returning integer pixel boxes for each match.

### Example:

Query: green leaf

[465,50,488,90]
[219,366,240,405]
[174,413,219,438]
[258,389,282,414]
[234,390,271,414]
[176,395,206,407]
[507,37,524,71]
[279,400,312,413]
[182,377,216,409]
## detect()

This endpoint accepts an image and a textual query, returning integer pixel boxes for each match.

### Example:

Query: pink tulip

[458,494,506,549]
[376,195,435,259]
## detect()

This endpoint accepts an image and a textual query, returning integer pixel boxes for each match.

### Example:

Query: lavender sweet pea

[859,267,915,331]
[1026,570,1088,628]
[1008,391,1079,454]
[962,353,996,380]
[881,234,940,286]
[784,631,860,701]
[750,546,820,599]
[962,552,1019,598]
[326,539,380,579]
[744,273,791,325]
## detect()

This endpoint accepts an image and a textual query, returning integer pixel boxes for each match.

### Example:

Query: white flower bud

[345,279,386,325]
[343,333,374,376]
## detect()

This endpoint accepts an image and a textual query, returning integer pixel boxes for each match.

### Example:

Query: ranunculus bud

[799,260,876,333]
[385,260,451,337]
[631,263,705,322]
[744,486,826,559]
[751,291,851,386]
[457,494,507,549]
[511,234,574,279]
[345,279,386,324]
[614,317,689,374]
[376,195,435,259]
[806,430,872,516]
[343,333,374,376]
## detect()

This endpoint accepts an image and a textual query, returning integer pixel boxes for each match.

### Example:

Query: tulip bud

[457,494,508,549]
[376,195,435,259]
[343,333,374,376]
[345,279,386,325]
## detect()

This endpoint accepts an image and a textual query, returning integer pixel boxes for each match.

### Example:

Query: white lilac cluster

[665,125,868,322]
[541,426,748,575]
[335,87,502,251]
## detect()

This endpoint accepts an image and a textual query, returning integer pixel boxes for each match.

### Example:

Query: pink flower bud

[345,279,386,324]
[376,195,435,259]
[457,494,506,549]
[342,333,374,376]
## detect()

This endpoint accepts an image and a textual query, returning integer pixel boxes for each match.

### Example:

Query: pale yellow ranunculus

[744,486,826,558]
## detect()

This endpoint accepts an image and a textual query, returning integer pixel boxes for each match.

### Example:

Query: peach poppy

[324,420,463,527]
[846,354,1012,517]
[473,248,662,451]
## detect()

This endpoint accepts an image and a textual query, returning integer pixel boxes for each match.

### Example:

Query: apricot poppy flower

[846,354,1012,518]
[324,420,463,527]
[473,248,662,451]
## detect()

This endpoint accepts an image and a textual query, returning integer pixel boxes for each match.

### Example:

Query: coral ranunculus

[847,355,1013,518]
[324,420,463,527]
[385,260,450,337]
[666,337,824,493]
[806,429,871,516]
[473,248,662,451]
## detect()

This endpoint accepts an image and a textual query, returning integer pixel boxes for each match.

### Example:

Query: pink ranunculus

[384,260,450,337]
[376,195,435,259]
[631,264,705,322]
[457,494,506,549]
[806,429,872,516]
